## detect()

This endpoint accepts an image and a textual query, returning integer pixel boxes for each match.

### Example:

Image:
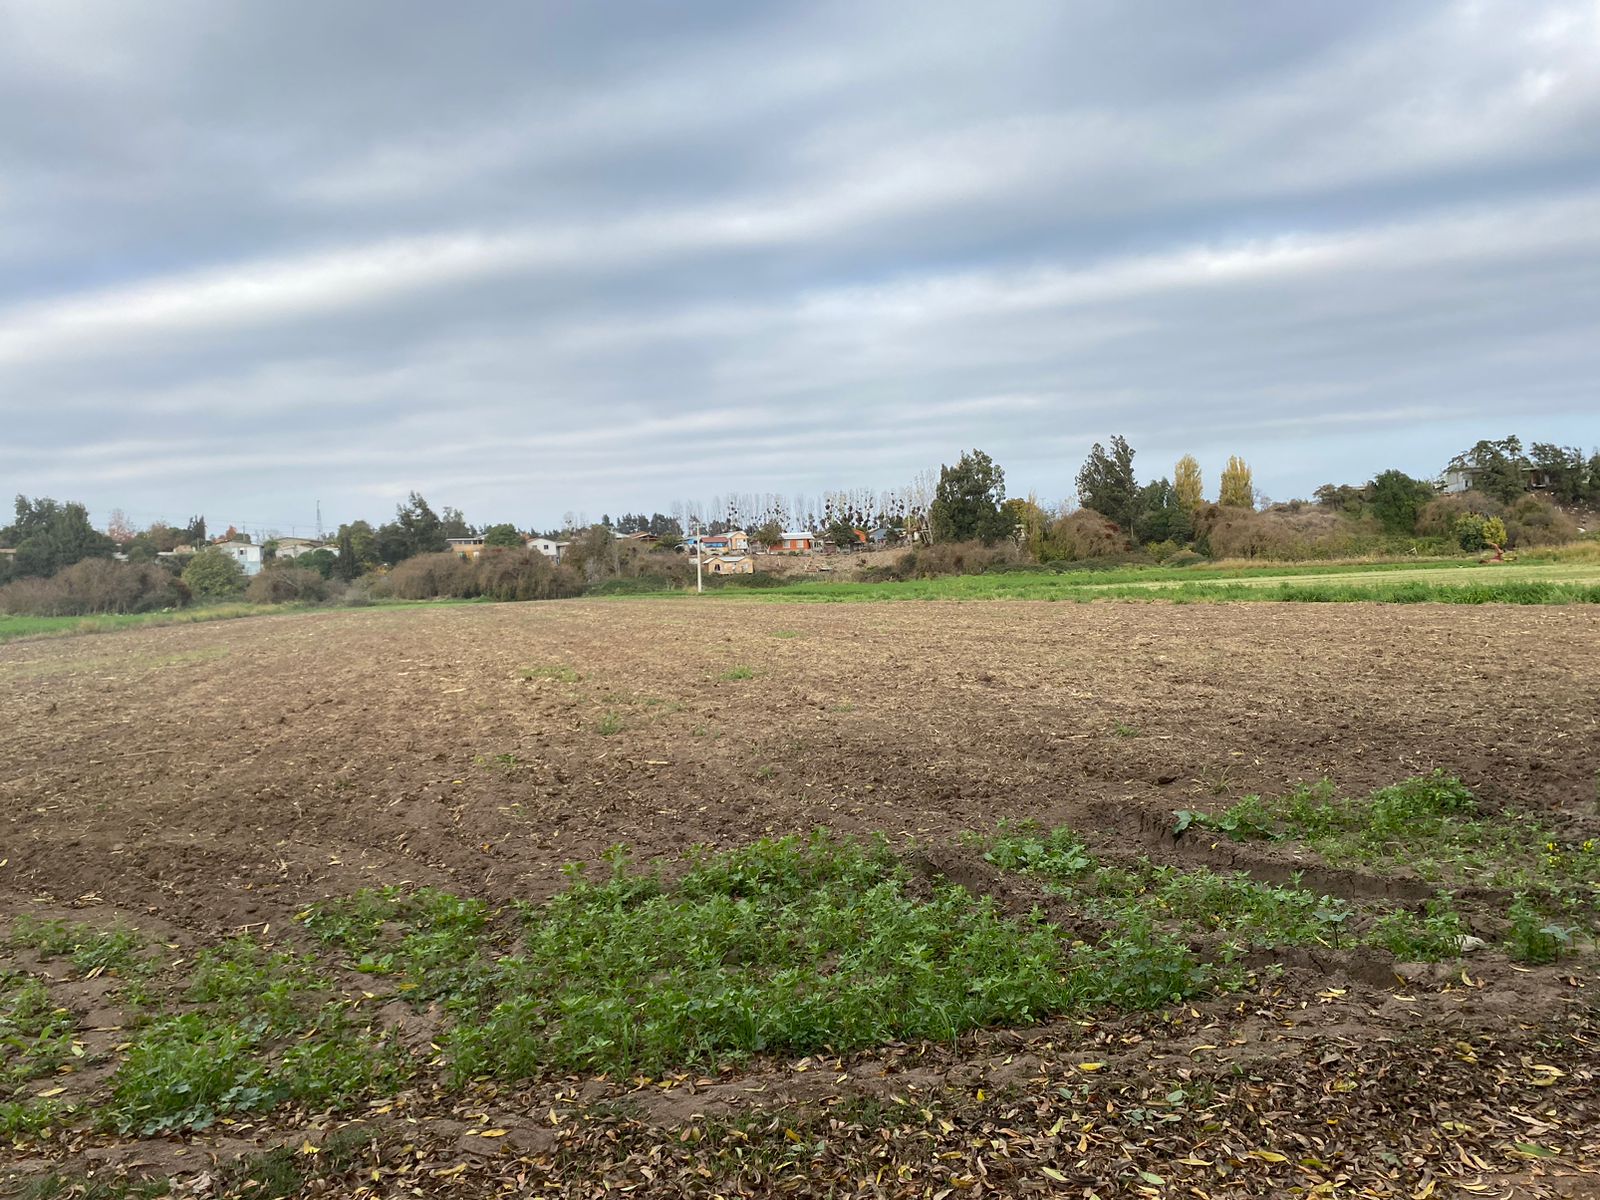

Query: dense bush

[1193,505,1455,561]
[387,553,478,599]
[182,548,247,599]
[1041,510,1131,562]
[861,540,1021,582]
[473,549,582,601]
[1505,494,1579,546]
[0,559,190,616]
[388,550,583,602]
[245,567,330,605]
[1417,491,1577,549]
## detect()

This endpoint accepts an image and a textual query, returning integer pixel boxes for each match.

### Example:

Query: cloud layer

[4,0,1599,535]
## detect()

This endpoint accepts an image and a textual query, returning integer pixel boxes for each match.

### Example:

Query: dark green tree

[1528,443,1589,504]
[1075,436,1138,531]
[1448,437,1527,504]
[292,548,338,579]
[1131,478,1193,544]
[334,526,361,581]
[335,520,378,570]
[482,523,522,548]
[181,547,246,599]
[1368,469,1435,533]
[1313,483,1366,513]
[825,518,859,550]
[1,496,117,579]
[929,450,1009,544]
[377,493,449,564]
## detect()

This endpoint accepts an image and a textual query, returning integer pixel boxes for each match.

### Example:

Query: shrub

[387,549,583,602]
[474,549,581,601]
[1505,495,1578,547]
[1041,510,1130,562]
[861,540,1021,582]
[0,558,189,616]
[387,552,477,600]
[183,548,247,599]
[246,567,329,605]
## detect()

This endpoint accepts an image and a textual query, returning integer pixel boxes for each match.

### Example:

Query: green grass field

[703,557,1600,604]
[0,603,283,645]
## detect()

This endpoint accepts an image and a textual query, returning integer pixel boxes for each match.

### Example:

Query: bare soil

[3,598,1599,1196]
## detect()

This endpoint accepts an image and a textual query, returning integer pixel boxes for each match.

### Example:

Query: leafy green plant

[1506,894,1575,965]
[1,973,77,1095]
[9,917,142,974]
[719,664,757,681]
[0,1098,66,1138]
[1367,896,1468,959]
[521,664,580,683]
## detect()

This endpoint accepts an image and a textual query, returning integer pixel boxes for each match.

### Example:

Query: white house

[216,541,263,576]
[273,536,327,560]
[525,536,567,561]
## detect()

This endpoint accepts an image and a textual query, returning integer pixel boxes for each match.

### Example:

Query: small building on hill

[273,536,327,560]
[216,541,263,576]
[525,536,567,561]
[447,536,487,560]
[778,531,815,552]
[704,554,753,575]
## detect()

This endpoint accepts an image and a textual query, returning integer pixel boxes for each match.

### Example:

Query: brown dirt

[3,597,1600,1195]
[4,599,1597,929]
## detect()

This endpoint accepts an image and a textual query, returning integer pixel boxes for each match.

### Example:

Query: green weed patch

[1,974,77,1098]
[1174,773,1599,961]
[978,823,1467,960]
[8,918,143,975]
[304,835,1220,1083]
[104,936,407,1135]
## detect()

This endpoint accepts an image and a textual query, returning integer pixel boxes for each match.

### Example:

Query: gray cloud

[3,0,1598,536]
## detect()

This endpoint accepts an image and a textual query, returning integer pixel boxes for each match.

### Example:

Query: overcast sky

[4,0,1599,537]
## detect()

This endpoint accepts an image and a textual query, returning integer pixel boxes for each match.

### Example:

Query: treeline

[866,434,1593,579]
[3,433,1595,615]
[0,492,708,616]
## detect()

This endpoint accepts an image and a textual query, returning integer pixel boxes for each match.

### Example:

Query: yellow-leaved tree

[1219,456,1254,509]
[1173,455,1204,510]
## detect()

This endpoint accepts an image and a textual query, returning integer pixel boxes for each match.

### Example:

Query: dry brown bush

[0,559,189,616]
[473,549,583,601]
[246,567,330,605]
[863,540,1022,581]
[1041,510,1130,562]
[388,552,478,599]
[1417,491,1578,548]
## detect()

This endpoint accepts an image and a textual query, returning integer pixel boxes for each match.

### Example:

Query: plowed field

[3,599,1598,1197]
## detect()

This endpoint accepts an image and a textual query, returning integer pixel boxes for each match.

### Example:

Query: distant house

[447,536,487,561]
[624,531,659,544]
[701,533,732,553]
[273,536,327,560]
[525,537,567,562]
[868,527,896,546]
[1441,464,1551,495]
[704,554,753,575]
[215,541,263,577]
[778,531,815,552]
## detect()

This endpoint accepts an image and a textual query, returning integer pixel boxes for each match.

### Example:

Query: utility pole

[316,500,323,541]
[694,518,703,594]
